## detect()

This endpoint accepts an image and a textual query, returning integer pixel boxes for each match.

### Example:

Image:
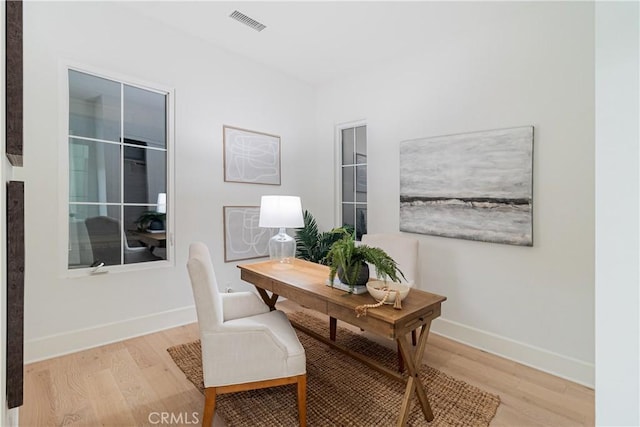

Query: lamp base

[269,228,296,267]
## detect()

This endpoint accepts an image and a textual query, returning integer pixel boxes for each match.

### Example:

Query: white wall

[595,2,640,425]
[22,1,317,361]
[316,2,595,386]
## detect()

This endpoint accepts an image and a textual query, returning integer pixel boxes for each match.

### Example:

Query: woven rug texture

[167,312,500,426]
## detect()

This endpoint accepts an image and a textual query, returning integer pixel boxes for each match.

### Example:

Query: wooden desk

[128,230,166,252]
[238,259,446,427]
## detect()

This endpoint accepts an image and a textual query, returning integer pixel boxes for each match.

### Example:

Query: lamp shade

[156,193,167,214]
[259,196,304,228]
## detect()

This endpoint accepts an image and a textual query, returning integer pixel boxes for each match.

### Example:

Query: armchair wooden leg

[202,387,216,427]
[297,374,307,427]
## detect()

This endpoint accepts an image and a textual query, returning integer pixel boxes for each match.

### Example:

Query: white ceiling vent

[229,10,267,32]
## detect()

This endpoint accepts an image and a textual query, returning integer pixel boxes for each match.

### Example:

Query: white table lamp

[259,195,304,266]
[156,193,167,214]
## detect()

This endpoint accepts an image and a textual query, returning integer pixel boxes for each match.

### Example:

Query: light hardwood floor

[20,300,594,427]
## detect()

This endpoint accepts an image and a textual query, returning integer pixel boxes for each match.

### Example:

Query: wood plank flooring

[20,300,594,426]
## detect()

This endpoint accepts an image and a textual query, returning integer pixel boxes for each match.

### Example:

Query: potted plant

[295,210,353,265]
[135,210,166,232]
[325,235,405,292]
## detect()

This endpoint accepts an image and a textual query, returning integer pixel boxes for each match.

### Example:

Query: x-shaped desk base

[396,320,434,425]
[239,259,445,426]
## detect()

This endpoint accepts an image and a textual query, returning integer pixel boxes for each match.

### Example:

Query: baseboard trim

[24,306,197,364]
[24,307,594,388]
[431,317,594,388]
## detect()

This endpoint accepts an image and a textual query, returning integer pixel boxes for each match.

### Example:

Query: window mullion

[120,82,125,266]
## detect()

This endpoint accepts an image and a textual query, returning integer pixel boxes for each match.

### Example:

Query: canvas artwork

[223,206,274,262]
[223,126,281,185]
[400,126,534,246]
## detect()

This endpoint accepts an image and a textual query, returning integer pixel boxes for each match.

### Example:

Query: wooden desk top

[128,230,166,247]
[239,258,446,339]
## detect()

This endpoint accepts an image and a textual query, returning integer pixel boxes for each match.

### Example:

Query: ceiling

[121,1,493,87]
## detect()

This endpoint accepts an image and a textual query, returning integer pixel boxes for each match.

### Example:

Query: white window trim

[58,60,176,278]
[334,119,367,229]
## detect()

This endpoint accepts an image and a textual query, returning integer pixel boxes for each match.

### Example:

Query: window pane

[124,147,166,204]
[69,205,121,268]
[68,70,121,142]
[124,85,166,149]
[355,126,367,163]
[69,138,121,203]
[356,165,367,202]
[342,166,355,203]
[355,205,367,240]
[342,204,355,230]
[124,206,166,264]
[341,128,354,165]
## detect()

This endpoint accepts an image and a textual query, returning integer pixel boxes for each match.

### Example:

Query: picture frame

[7,181,25,408]
[400,126,534,246]
[6,0,23,166]
[223,125,281,185]
[223,206,274,262]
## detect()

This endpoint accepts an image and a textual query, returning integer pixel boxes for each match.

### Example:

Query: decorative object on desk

[355,281,410,317]
[223,125,281,185]
[167,312,501,427]
[134,210,165,232]
[295,210,353,265]
[326,276,368,294]
[367,280,410,305]
[400,126,533,246]
[355,288,394,317]
[325,235,405,292]
[223,206,274,262]
[259,195,304,267]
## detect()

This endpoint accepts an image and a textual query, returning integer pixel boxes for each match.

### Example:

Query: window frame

[59,62,175,277]
[334,120,368,239]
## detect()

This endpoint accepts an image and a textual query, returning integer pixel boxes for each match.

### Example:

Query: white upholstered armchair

[362,233,420,370]
[361,233,419,287]
[187,242,307,427]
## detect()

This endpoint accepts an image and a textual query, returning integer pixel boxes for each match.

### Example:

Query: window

[67,69,171,270]
[340,125,367,239]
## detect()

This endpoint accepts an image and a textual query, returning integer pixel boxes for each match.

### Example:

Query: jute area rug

[167,312,500,426]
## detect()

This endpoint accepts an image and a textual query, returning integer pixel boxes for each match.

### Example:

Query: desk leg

[396,321,434,426]
[329,317,337,341]
[255,288,279,310]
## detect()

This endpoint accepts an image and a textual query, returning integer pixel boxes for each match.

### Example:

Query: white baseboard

[24,306,197,364]
[24,307,594,388]
[6,408,19,427]
[431,317,595,388]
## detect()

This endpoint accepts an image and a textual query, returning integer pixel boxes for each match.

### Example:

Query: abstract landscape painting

[400,126,533,246]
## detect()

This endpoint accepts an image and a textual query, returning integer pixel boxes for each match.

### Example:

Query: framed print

[400,126,534,246]
[6,0,23,166]
[223,126,281,185]
[223,206,273,262]
[7,181,24,408]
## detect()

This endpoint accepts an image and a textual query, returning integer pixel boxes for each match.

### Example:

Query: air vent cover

[229,10,267,32]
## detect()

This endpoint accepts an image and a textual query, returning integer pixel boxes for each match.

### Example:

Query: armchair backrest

[361,233,419,285]
[187,242,224,332]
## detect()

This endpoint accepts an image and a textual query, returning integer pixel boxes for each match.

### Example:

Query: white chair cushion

[201,310,306,387]
[221,292,270,321]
